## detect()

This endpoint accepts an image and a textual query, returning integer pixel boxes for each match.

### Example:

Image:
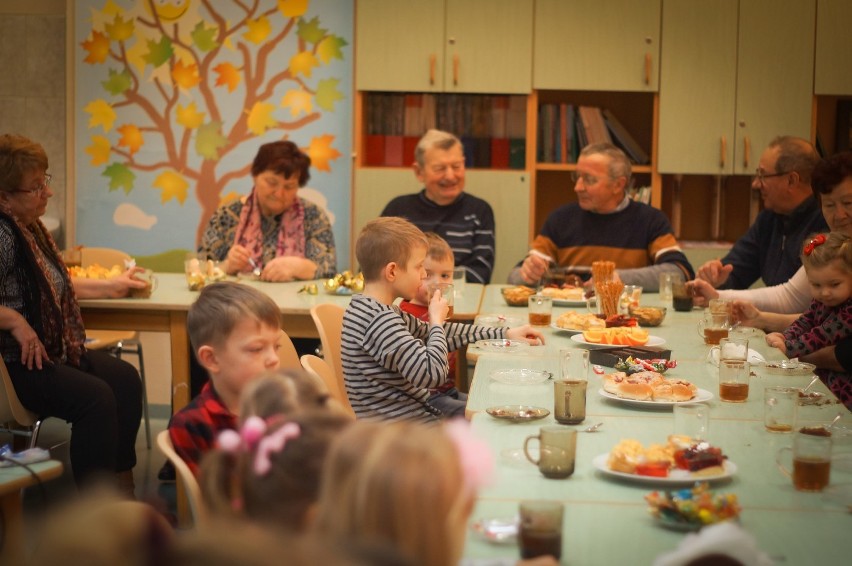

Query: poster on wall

[72,0,352,271]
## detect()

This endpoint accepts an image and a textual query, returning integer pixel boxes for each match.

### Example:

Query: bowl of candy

[645,483,741,531]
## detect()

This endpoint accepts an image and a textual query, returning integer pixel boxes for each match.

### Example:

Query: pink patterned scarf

[232,188,305,270]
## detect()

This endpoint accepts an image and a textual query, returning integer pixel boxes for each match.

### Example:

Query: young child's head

[314,420,493,566]
[356,218,428,298]
[413,232,455,306]
[201,371,350,531]
[801,232,852,307]
[187,282,282,407]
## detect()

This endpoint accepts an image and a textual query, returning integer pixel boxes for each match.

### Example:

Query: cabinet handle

[644,53,652,85]
[429,54,436,86]
[743,136,751,169]
[453,55,459,86]
[720,136,726,168]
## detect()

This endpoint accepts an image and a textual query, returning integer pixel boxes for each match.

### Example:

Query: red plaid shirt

[168,382,236,477]
[398,300,456,393]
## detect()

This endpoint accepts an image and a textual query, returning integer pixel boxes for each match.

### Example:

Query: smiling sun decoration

[150,0,190,22]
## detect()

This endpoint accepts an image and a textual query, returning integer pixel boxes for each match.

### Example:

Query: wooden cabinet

[352,169,529,284]
[815,0,852,95]
[533,0,660,92]
[355,0,532,93]
[658,0,816,175]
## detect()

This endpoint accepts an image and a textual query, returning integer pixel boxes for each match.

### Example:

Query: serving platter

[571,334,666,348]
[598,388,714,408]
[549,322,583,335]
[592,453,737,485]
[551,298,589,307]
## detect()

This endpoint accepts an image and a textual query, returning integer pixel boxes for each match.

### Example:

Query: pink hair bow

[216,416,301,477]
[445,419,494,494]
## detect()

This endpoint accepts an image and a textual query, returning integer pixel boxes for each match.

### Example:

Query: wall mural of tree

[73,0,352,269]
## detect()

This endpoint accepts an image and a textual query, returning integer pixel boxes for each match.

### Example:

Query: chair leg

[135,341,151,450]
[27,420,43,450]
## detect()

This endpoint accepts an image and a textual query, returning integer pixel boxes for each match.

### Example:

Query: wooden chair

[277,331,301,369]
[156,430,208,529]
[0,358,42,449]
[308,304,352,413]
[300,354,354,417]
[79,247,151,448]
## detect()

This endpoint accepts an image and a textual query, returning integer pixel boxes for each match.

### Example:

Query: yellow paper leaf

[304,134,342,172]
[219,191,242,206]
[153,170,189,204]
[176,102,205,129]
[242,16,271,44]
[289,51,318,78]
[172,59,201,89]
[85,135,111,166]
[84,99,117,132]
[214,62,241,92]
[277,0,308,18]
[105,13,134,41]
[117,124,144,155]
[280,89,312,117]
[246,102,277,136]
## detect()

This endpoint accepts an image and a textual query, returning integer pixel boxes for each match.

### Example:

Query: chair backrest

[0,357,38,428]
[81,247,132,268]
[156,430,208,529]
[300,354,354,417]
[309,304,350,410]
[277,331,301,369]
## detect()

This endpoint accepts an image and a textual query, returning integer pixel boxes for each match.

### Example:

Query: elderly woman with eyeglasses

[0,134,143,492]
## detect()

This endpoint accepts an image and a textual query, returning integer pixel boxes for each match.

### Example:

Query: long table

[78,273,484,414]
[463,286,851,564]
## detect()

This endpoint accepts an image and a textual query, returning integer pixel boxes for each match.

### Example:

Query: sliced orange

[583,329,604,343]
[626,328,650,346]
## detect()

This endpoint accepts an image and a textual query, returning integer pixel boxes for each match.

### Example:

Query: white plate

[490,369,552,385]
[571,334,666,348]
[473,339,530,353]
[470,517,519,544]
[592,453,737,485]
[598,387,714,408]
[549,322,582,335]
[552,298,589,307]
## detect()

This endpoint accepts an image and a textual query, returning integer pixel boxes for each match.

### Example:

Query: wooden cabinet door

[734,0,815,174]
[355,0,445,91]
[445,0,533,94]
[352,169,529,284]
[658,0,738,174]
[815,0,852,95]
[533,0,661,92]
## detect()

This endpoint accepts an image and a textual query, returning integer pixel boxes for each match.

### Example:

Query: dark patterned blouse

[198,197,337,278]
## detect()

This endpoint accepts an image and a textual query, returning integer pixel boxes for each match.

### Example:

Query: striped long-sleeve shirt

[342,294,505,421]
[381,190,495,284]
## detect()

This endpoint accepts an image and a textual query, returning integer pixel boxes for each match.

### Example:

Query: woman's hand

[506,325,545,345]
[109,267,147,298]
[10,317,49,370]
[731,300,762,327]
[687,278,718,308]
[225,244,253,275]
[72,267,147,299]
[427,288,448,326]
[765,332,787,354]
[261,256,318,282]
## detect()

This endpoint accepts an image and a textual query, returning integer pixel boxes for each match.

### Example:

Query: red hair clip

[803,234,827,255]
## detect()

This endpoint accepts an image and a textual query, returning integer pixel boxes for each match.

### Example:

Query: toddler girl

[766,232,852,409]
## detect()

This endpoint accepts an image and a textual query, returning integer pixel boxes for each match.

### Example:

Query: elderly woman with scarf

[0,134,143,491]
[198,140,337,282]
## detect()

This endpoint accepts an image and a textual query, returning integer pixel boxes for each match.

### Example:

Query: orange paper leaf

[81,31,111,64]
[304,134,341,172]
[172,60,201,89]
[117,124,144,155]
[214,62,241,92]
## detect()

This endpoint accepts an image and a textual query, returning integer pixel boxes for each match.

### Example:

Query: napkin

[653,522,774,566]
[706,348,765,367]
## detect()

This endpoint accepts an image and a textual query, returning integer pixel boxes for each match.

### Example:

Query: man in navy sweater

[697,136,827,290]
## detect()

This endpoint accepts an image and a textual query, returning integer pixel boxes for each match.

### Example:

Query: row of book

[538,104,650,165]
[363,93,527,169]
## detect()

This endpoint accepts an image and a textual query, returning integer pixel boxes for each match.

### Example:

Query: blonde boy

[399,233,466,416]
[169,282,283,475]
[342,218,544,421]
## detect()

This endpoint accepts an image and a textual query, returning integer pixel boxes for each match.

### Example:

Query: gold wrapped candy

[322,271,365,295]
[299,284,319,295]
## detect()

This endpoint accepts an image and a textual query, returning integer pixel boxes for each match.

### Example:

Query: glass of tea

[518,500,563,560]
[776,426,832,492]
[671,280,693,311]
[697,309,732,345]
[717,337,750,402]
[427,282,454,319]
[528,294,552,326]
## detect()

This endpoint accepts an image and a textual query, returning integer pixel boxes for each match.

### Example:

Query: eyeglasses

[571,171,604,186]
[13,173,52,197]
[754,169,788,184]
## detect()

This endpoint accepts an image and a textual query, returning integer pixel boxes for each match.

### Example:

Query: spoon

[802,375,820,393]
[826,414,842,431]
[581,422,604,433]
[248,257,262,278]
